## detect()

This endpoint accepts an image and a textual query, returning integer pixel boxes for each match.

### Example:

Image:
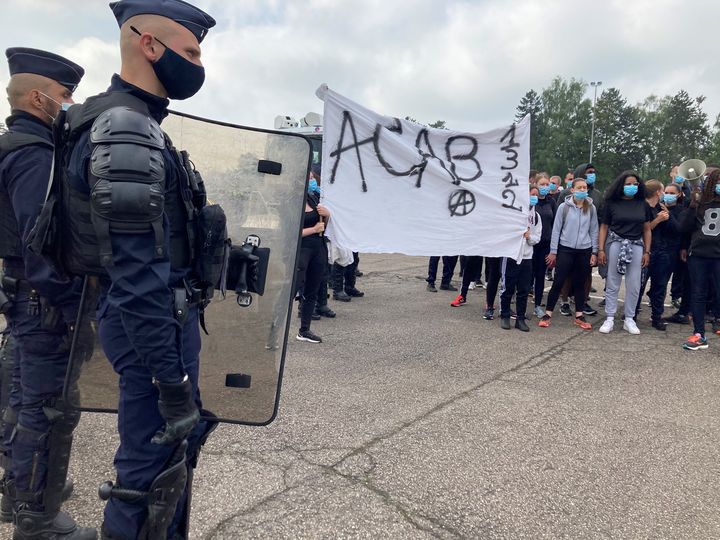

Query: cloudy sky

[1,0,719,132]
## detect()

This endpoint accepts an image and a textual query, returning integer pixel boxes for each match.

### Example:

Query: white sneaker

[599,319,614,334]
[623,318,641,335]
[468,282,476,290]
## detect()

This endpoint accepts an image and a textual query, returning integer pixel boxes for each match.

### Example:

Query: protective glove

[152,377,200,445]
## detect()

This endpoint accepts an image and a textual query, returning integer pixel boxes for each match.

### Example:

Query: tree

[428,120,447,130]
[515,89,543,165]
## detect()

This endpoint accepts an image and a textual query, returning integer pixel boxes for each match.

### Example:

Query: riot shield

[63,112,311,425]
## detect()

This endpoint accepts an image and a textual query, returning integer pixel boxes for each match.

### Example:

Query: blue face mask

[623,184,639,197]
[549,182,557,191]
[529,195,539,206]
[663,194,678,205]
[674,175,685,184]
[574,191,588,200]
[585,173,596,184]
[308,179,320,194]
[715,184,720,195]
[538,186,550,197]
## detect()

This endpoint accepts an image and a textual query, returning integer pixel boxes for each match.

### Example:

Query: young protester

[499,188,542,331]
[539,178,598,329]
[531,174,557,317]
[597,172,653,335]
[482,257,502,320]
[451,256,482,307]
[678,170,720,350]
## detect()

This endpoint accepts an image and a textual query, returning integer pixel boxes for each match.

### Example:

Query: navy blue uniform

[0,112,81,506]
[66,75,211,539]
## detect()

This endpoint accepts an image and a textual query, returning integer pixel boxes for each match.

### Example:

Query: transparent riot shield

[63,111,311,425]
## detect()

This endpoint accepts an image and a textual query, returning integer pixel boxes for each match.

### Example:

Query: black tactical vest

[0,132,53,258]
[31,92,202,278]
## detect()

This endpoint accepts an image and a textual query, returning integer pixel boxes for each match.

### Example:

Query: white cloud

[2,0,719,133]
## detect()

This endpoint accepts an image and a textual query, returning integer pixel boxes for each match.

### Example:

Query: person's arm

[590,206,599,254]
[549,203,564,254]
[302,221,325,237]
[598,223,608,266]
[641,222,652,268]
[528,212,542,246]
[6,147,80,321]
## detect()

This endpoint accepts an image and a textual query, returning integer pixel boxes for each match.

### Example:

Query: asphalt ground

[2,254,719,539]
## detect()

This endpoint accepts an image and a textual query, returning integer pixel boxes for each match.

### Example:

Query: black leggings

[545,246,591,314]
[532,241,550,307]
[485,257,502,307]
[460,256,483,297]
[297,241,327,331]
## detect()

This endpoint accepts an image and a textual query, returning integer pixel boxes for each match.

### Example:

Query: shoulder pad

[90,107,164,149]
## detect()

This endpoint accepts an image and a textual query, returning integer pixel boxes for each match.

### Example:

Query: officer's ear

[28,89,45,110]
[136,31,162,62]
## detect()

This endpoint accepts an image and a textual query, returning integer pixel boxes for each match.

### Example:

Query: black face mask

[132,26,205,100]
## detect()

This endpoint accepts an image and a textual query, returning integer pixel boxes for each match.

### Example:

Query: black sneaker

[671,298,681,309]
[515,319,530,332]
[559,303,572,316]
[316,306,336,318]
[599,298,606,307]
[439,283,458,291]
[345,288,365,297]
[333,291,352,302]
[482,306,495,320]
[297,330,322,343]
[355,269,363,277]
[665,312,690,325]
[712,319,720,336]
[427,283,438,293]
[500,317,512,330]
[590,286,597,293]
[651,319,667,331]
[582,304,598,316]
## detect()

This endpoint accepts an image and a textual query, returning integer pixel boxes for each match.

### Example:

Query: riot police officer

[59,1,218,538]
[0,48,94,539]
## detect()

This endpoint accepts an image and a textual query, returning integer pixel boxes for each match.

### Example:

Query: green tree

[533,77,592,176]
[515,89,543,165]
[428,120,447,130]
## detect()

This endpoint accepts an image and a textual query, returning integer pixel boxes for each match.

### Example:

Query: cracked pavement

[2,254,718,538]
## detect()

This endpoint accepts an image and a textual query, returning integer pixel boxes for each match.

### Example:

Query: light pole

[589,81,602,163]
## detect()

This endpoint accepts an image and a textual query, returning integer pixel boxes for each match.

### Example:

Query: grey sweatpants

[604,241,643,319]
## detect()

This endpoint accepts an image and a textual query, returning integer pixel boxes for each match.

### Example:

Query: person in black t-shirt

[531,174,557,317]
[597,172,653,335]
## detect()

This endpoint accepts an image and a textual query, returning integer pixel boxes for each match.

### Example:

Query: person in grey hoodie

[539,177,599,329]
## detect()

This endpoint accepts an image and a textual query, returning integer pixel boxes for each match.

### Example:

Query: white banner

[316,85,530,259]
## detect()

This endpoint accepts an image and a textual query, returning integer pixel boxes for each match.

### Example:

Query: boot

[1,479,74,523]
[13,509,96,539]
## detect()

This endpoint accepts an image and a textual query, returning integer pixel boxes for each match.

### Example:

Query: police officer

[60,1,218,538]
[0,48,93,539]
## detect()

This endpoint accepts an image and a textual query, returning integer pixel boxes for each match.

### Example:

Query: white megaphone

[677,159,706,185]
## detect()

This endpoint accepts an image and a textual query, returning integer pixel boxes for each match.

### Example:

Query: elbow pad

[89,106,166,266]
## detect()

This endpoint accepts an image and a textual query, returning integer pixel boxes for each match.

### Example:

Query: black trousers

[332,257,357,293]
[427,256,458,286]
[459,256,483,297]
[500,258,532,320]
[670,257,687,300]
[484,257,502,307]
[532,240,551,307]
[297,241,327,331]
[636,250,675,321]
[545,246,591,314]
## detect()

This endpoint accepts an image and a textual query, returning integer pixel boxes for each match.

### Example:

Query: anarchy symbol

[449,189,476,217]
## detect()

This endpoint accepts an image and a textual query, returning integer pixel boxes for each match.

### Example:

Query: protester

[482,257,502,319]
[678,170,720,350]
[499,188,542,331]
[597,172,653,334]
[635,180,678,330]
[332,252,364,302]
[531,174,557,317]
[451,256,482,307]
[426,256,458,292]
[539,177,598,329]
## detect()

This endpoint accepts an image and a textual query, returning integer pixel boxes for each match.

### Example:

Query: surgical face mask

[663,194,678,205]
[566,180,573,188]
[585,173,596,184]
[529,195,539,206]
[538,186,550,197]
[574,191,588,200]
[38,91,71,122]
[715,184,720,195]
[133,26,205,100]
[308,178,320,194]
[674,175,685,184]
[623,184,639,197]
[549,182,557,191]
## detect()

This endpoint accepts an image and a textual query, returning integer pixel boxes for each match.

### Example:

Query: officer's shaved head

[7,73,54,108]
[118,14,203,98]
[6,72,71,124]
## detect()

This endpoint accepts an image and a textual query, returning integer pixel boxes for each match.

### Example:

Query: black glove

[152,377,200,445]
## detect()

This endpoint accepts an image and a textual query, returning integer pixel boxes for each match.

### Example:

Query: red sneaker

[450,295,466,307]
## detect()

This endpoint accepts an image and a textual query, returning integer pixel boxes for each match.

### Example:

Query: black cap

[109,0,216,44]
[5,47,84,92]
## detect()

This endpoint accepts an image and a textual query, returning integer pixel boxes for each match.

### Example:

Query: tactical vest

[29,91,206,279]
[0,132,53,258]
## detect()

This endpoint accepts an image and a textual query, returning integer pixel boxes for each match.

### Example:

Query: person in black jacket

[679,170,720,350]
[531,174,556,317]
